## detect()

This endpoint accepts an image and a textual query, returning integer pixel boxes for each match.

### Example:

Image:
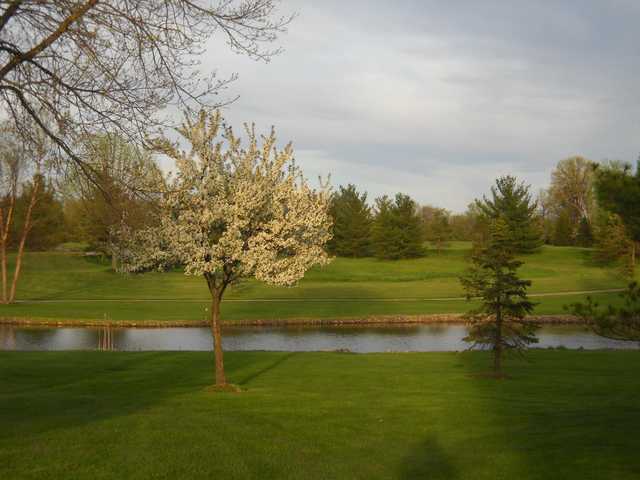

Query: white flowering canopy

[127,110,332,292]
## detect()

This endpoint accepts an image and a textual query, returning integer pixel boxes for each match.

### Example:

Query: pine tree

[476,176,543,253]
[327,184,373,257]
[571,282,640,342]
[371,193,424,260]
[460,218,538,375]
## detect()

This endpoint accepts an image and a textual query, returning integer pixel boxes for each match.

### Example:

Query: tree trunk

[210,290,226,386]
[0,190,16,304]
[8,178,40,303]
[494,305,503,375]
[0,239,6,304]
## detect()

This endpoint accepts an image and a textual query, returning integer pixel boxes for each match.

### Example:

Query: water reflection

[97,326,115,351]
[0,323,638,352]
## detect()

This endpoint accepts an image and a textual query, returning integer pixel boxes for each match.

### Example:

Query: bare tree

[0,1,292,184]
[0,122,50,303]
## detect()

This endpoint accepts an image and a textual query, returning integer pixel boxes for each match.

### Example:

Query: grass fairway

[0,242,634,323]
[1,350,639,479]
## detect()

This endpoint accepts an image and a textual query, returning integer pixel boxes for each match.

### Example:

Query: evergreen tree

[460,218,538,375]
[327,184,372,257]
[371,193,424,260]
[475,176,543,253]
[571,282,640,342]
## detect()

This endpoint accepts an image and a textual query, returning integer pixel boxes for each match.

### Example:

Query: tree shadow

[398,436,458,479]
[0,350,289,442]
[236,351,298,385]
[456,350,640,479]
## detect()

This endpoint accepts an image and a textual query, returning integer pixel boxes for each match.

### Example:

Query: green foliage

[575,216,594,247]
[460,218,538,372]
[476,176,543,253]
[10,175,66,251]
[552,210,573,246]
[422,205,452,252]
[449,209,477,241]
[64,134,162,269]
[570,282,640,341]
[594,212,634,277]
[371,193,425,260]
[594,160,640,242]
[326,184,372,257]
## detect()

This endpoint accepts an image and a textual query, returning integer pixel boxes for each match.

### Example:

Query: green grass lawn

[1,350,639,479]
[0,243,633,323]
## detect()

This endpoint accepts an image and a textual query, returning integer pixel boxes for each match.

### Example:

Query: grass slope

[0,242,633,323]
[1,350,639,479]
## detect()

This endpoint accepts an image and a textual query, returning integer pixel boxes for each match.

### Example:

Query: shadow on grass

[399,436,458,479]
[0,350,290,442]
[237,351,298,385]
[456,349,640,479]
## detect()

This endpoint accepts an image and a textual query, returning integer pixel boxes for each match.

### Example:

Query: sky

[202,0,640,212]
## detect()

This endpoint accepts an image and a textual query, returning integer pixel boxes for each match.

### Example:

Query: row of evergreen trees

[327,176,545,260]
[327,186,424,260]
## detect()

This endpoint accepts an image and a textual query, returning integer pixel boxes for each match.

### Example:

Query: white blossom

[125,110,333,290]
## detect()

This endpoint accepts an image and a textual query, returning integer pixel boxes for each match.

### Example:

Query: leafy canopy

[594,161,640,243]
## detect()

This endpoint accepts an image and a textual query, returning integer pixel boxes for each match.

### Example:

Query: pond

[0,324,637,352]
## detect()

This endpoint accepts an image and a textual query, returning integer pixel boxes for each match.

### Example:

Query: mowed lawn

[1,350,639,479]
[0,242,633,323]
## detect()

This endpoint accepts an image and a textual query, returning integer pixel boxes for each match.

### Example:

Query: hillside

[0,243,633,323]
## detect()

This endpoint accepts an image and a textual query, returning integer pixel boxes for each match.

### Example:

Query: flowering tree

[126,110,332,387]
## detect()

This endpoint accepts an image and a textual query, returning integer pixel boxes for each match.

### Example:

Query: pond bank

[0,313,583,328]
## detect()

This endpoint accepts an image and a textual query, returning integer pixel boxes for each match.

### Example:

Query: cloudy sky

[206,0,640,212]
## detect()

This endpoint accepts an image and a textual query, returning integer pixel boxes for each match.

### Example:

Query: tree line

[4,144,639,275]
[328,156,638,274]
